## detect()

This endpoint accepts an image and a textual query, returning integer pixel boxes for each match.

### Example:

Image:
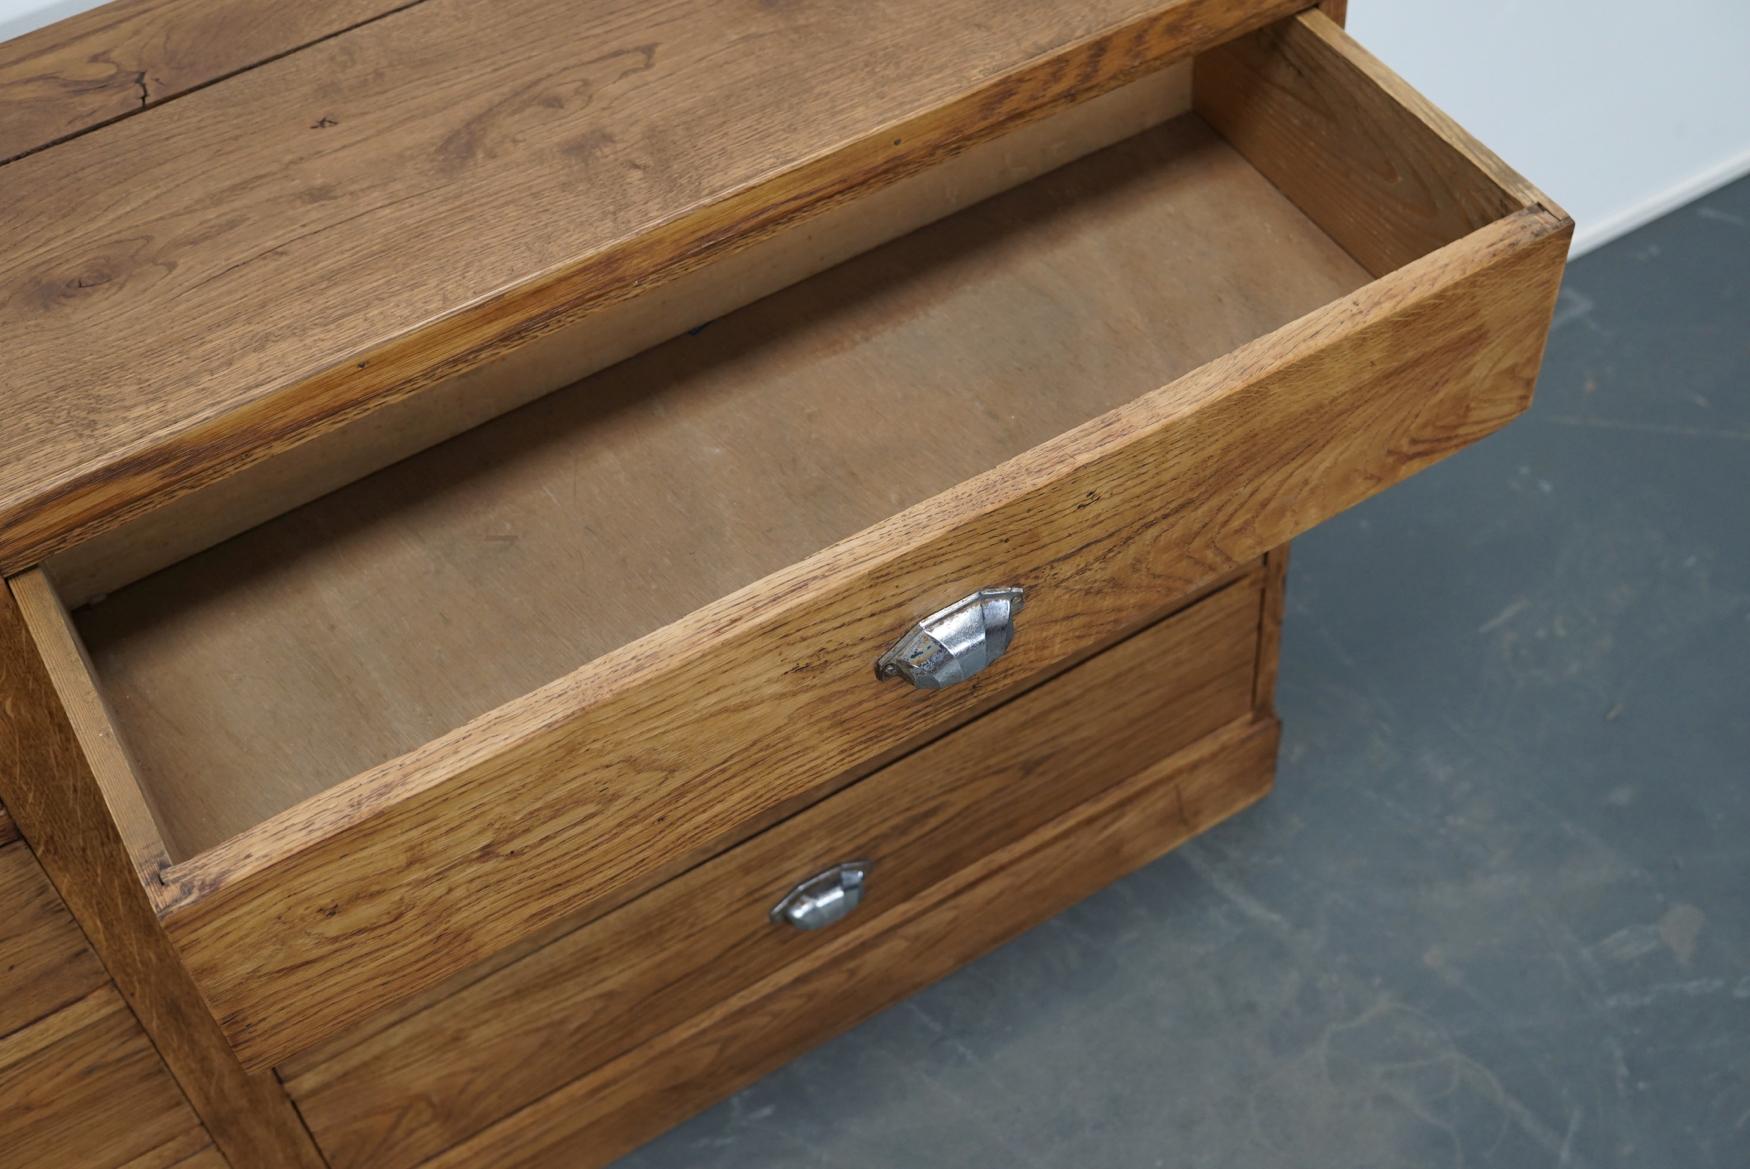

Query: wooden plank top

[0,0,410,163]
[0,0,1300,572]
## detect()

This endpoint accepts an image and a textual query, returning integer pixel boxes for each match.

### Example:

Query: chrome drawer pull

[875,586,1025,690]
[770,861,873,931]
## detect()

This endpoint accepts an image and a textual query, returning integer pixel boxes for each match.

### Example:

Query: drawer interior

[21,12,1547,869]
[72,113,1362,861]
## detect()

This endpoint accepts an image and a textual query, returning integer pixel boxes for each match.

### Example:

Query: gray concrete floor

[620,178,1750,1168]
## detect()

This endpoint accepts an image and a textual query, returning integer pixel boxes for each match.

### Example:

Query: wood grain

[1254,542,1291,714]
[164,1151,228,1169]
[0,0,1305,574]
[0,0,417,164]
[287,572,1260,1169]
[0,842,109,1037]
[75,115,1363,859]
[142,198,1570,1072]
[17,568,171,879]
[422,718,1280,1169]
[44,61,1195,608]
[0,985,200,1169]
[0,577,326,1167]
[113,1129,217,1169]
[1195,10,1548,276]
[276,566,1253,1082]
[0,801,14,847]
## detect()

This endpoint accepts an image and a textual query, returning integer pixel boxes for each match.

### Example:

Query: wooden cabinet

[0,2,1568,1166]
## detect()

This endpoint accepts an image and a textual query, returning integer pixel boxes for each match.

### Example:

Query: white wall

[5,0,1750,255]
[0,0,92,41]
[1341,2,1750,254]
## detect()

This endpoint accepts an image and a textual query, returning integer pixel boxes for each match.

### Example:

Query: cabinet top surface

[0,0,1281,572]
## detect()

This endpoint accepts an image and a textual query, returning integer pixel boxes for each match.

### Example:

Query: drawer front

[285,571,1265,1169]
[166,197,1565,1071]
[426,718,1282,1169]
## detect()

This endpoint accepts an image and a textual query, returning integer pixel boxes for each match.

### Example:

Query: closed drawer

[283,568,1265,1169]
[4,10,1568,1069]
[433,716,1284,1169]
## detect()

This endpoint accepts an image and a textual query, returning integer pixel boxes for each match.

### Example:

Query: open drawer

[0,10,1567,1071]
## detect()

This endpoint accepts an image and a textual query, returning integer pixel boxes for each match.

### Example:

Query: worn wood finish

[0,802,14,847]
[0,577,327,1167]
[1254,543,1291,714]
[20,570,171,880]
[138,193,1569,1072]
[0,985,201,1169]
[46,63,1195,610]
[76,115,1363,859]
[0,0,416,164]
[0,843,109,1036]
[276,566,1253,1083]
[113,1129,218,1169]
[1195,10,1547,276]
[160,1151,228,1169]
[423,718,1279,1169]
[288,573,1260,1169]
[0,0,1306,574]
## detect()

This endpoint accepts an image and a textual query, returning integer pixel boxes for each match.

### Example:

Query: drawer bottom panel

[421,716,1277,1169]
